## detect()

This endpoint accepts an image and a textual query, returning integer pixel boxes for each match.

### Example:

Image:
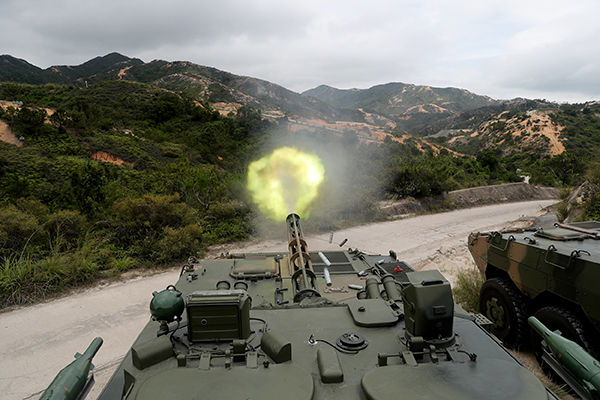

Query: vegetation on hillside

[0,81,267,307]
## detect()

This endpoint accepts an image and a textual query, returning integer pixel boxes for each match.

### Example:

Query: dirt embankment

[0,100,58,147]
[379,182,559,218]
[90,151,133,167]
[0,120,22,146]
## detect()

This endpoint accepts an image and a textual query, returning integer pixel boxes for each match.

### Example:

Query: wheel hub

[486,297,505,329]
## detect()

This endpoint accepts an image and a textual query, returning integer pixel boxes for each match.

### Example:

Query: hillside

[439,109,566,157]
[0,53,506,140]
[0,54,366,127]
[431,101,600,159]
[303,83,497,116]
[0,53,143,85]
[303,83,498,131]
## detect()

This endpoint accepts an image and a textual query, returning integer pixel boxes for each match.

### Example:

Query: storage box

[186,289,251,342]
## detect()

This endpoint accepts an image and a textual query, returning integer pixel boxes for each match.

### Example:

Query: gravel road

[0,199,556,400]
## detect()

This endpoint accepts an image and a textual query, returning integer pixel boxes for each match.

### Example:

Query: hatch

[534,228,590,241]
[230,257,278,279]
[361,359,547,400]
[134,365,314,400]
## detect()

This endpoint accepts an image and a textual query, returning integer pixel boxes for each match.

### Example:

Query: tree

[545,153,585,186]
[11,107,46,136]
[145,93,186,123]
[70,162,108,216]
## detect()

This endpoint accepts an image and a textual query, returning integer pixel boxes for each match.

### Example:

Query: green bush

[44,210,86,253]
[555,201,569,222]
[0,205,41,255]
[201,200,250,242]
[8,107,47,136]
[0,250,99,308]
[583,190,600,221]
[15,199,49,221]
[156,224,203,262]
[453,267,485,312]
[110,193,198,257]
[109,256,138,273]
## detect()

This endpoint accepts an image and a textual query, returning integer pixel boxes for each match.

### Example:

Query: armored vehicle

[469,221,600,357]
[48,213,559,399]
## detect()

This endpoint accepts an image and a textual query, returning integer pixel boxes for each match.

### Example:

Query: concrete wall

[379,183,559,218]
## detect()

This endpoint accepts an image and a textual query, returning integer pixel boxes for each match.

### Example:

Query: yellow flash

[247,147,325,220]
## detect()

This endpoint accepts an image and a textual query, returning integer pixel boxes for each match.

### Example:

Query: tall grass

[452,267,485,312]
[0,248,99,308]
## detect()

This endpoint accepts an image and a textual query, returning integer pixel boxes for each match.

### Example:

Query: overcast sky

[1,0,599,102]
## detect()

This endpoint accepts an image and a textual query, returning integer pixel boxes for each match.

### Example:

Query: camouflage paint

[469,223,600,333]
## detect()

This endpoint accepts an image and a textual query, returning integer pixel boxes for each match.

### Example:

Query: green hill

[0,80,271,307]
[0,53,501,135]
[302,83,498,131]
[0,55,52,84]
[0,53,143,85]
[0,54,356,124]
[303,83,496,115]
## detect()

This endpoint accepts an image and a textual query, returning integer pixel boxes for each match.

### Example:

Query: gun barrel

[286,213,320,302]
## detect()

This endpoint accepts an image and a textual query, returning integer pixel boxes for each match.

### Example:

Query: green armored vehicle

[47,213,559,399]
[469,221,600,357]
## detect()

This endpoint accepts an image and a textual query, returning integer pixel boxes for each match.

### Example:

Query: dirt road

[0,199,556,400]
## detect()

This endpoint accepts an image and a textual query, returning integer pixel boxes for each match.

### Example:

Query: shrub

[583,190,600,221]
[9,107,47,136]
[44,210,86,253]
[109,256,138,273]
[555,201,569,222]
[15,199,49,222]
[453,267,485,312]
[0,205,41,255]
[0,250,99,308]
[110,193,198,258]
[155,224,203,262]
[70,161,108,216]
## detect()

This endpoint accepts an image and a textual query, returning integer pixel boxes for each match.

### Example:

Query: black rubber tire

[532,305,600,360]
[479,277,529,348]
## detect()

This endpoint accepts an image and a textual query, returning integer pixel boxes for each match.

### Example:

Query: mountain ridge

[0,53,507,136]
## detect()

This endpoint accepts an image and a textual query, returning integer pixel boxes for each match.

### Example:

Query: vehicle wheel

[479,277,528,348]
[531,306,600,361]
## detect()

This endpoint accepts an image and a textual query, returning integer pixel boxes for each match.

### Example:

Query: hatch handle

[544,245,566,270]
[571,249,591,258]
[544,245,586,270]
[489,233,515,251]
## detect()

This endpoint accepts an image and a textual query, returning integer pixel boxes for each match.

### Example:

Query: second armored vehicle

[469,221,600,357]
